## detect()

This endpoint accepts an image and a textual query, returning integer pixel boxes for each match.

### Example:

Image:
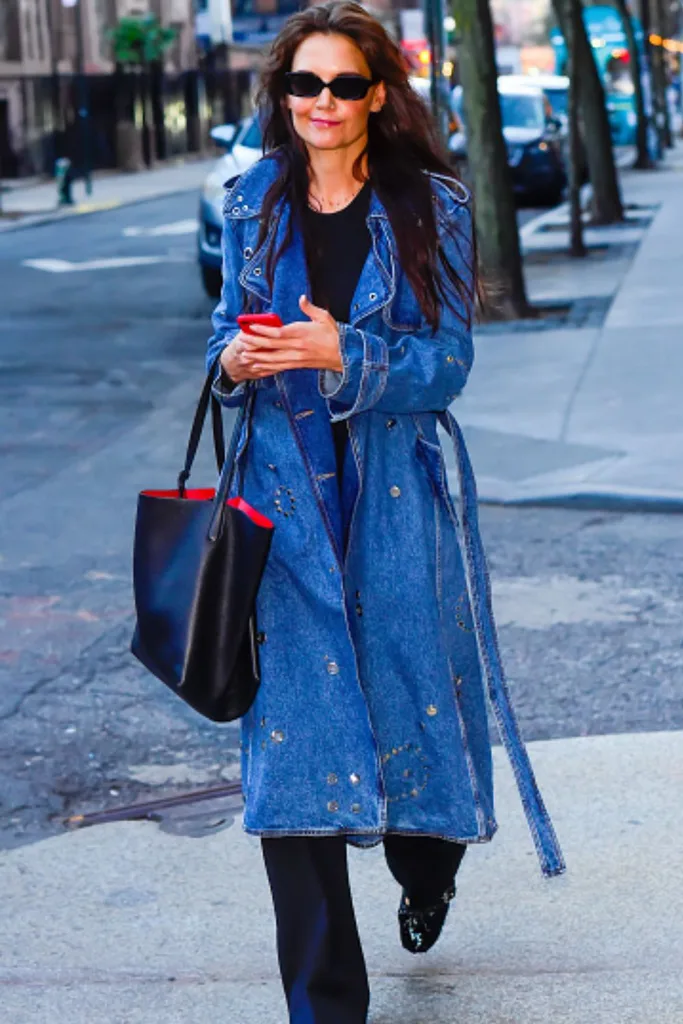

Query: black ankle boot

[398,884,456,954]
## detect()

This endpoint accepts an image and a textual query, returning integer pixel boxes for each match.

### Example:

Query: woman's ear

[370,81,386,113]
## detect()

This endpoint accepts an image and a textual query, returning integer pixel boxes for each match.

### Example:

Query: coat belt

[439,411,566,879]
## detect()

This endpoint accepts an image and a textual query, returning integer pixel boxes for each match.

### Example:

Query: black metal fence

[0,67,254,179]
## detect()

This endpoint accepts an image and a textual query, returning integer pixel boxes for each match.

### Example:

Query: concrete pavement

[2,730,682,1023]
[454,145,683,511]
[0,157,216,229]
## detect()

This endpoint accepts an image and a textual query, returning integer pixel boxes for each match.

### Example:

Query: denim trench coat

[207,154,565,878]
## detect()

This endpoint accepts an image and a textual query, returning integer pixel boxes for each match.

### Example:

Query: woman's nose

[315,86,334,109]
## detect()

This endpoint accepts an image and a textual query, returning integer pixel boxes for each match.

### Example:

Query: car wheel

[201,264,222,299]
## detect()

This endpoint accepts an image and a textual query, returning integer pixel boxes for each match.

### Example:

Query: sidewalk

[454,145,683,511]
[1,730,681,1022]
[0,157,216,229]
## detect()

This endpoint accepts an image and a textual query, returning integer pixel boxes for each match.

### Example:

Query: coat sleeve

[319,198,475,420]
[205,203,248,409]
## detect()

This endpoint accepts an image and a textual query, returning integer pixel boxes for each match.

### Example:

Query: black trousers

[261,834,466,1024]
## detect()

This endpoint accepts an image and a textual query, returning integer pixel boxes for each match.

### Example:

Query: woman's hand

[233,296,343,377]
[220,330,265,384]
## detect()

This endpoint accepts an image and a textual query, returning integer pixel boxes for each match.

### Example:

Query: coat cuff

[318,323,389,421]
[212,361,246,405]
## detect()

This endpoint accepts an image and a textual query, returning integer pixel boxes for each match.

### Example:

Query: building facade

[0,0,197,177]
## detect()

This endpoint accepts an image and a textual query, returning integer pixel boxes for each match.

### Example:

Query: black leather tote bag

[131,366,274,722]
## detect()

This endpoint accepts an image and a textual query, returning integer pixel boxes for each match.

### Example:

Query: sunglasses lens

[331,76,373,101]
[285,72,322,97]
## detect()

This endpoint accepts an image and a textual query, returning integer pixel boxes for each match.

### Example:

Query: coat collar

[224,151,390,223]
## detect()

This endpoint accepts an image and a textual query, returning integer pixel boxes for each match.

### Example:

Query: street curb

[478,486,683,515]
[0,184,203,234]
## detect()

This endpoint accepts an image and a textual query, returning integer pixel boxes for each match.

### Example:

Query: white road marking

[22,256,190,273]
[123,219,197,237]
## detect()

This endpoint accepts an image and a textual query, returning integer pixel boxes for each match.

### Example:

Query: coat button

[327,661,340,675]
[350,773,361,785]
[327,800,339,813]
[389,485,401,498]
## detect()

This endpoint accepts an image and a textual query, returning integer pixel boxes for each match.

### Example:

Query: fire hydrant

[55,158,75,206]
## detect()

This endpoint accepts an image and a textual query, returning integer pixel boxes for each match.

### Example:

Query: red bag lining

[141,489,274,530]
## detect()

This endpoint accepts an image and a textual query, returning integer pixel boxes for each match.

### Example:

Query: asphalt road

[0,193,680,852]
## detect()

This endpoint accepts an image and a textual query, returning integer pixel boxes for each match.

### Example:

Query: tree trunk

[613,0,653,168]
[453,0,530,319]
[652,0,673,147]
[552,0,624,223]
[567,0,586,257]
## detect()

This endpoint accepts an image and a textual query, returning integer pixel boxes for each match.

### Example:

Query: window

[500,93,545,130]
[0,1,22,61]
[240,117,263,150]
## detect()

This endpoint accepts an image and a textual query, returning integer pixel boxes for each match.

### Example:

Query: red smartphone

[237,313,283,336]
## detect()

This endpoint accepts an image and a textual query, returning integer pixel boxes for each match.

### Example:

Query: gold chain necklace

[308,180,366,213]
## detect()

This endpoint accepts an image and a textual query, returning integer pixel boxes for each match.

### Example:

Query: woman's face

[286,32,385,155]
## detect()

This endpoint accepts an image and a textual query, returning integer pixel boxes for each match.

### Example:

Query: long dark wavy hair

[254,1,476,331]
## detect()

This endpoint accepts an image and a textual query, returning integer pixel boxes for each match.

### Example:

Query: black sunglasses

[285,71,377,101]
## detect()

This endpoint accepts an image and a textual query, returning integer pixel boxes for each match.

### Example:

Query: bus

[550,4,645,145]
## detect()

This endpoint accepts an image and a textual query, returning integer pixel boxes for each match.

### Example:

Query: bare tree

[651,0,673,147]
[552,0,624,223]
[453,0,530,319]
[566,0,586,256]
[612,0,653,168]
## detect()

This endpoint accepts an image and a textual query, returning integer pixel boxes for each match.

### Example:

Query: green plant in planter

[108,15,177,66]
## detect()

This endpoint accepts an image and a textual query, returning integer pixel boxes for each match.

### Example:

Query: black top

[303,182,372,483]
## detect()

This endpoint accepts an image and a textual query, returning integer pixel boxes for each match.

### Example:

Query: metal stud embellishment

[389,485,401,498]
[327,773,338,785]
[256,631,266,645]
[369,292,378,301]
[446,354,455,364]
[426,705,438,717]
[380,742,430,804]
[456,593,474,633]
[350,773,361,785]
[244,246,253,258]
[386,418,397,430]
[326,661,340,676]
[253,267,262,276]
[274,486,296,518]
[351,803,362,814]
[271,729,285,743]
[327,800,339,813]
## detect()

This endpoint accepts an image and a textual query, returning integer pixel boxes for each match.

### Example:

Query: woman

[207,4,564,1021]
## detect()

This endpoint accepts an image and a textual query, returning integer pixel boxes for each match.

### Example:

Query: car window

[500,94,545,129]
[545,88,568,115]
[239,118,263,150]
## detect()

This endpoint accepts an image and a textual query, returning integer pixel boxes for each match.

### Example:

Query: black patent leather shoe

[398,884,456,954]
